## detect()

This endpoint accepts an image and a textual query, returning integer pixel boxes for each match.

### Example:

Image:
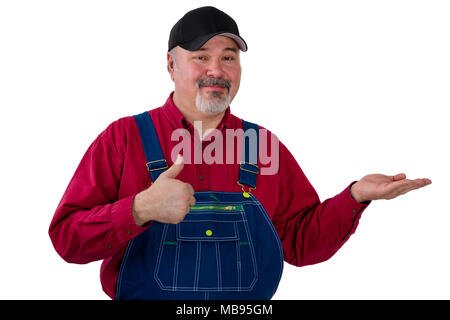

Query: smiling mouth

[197,78,231,92]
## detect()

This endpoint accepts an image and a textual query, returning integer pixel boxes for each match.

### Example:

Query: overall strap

[239,120,259,189]
[133,111,168,182]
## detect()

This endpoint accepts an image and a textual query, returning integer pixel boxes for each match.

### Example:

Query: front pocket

[177,220,239,241]
[154,205,257,292]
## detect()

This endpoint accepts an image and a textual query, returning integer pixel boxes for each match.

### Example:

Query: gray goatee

[195,78,232,114]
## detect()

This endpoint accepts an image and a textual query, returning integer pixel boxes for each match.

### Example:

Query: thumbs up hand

[132,154,196,226]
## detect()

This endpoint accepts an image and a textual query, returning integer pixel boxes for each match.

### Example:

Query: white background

[0,0,448,299]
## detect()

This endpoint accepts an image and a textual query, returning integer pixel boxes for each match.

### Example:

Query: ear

[167,52,175,81]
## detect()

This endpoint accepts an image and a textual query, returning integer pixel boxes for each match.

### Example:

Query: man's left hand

[350,173,432,203]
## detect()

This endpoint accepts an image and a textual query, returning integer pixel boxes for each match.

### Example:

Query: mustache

[196,78,231,90]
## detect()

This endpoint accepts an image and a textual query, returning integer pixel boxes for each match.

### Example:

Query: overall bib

[115,112,284,300]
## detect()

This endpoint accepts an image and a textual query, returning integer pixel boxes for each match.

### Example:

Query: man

[49,6,431,300]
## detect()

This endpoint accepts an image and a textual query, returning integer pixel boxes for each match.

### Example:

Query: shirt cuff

[333,181,371,218]
[111,194,149,246]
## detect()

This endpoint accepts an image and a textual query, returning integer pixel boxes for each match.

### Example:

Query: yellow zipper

[190,205,242,211]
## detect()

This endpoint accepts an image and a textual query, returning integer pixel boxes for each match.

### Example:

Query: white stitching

[151,191,283,294]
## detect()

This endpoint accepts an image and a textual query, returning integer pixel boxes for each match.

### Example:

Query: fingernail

[175,154,183,165]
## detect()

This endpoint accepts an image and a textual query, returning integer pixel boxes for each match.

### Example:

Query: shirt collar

[162,91,232,131]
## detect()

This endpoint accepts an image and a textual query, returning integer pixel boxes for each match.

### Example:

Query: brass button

[199,175,204,181]
[352,209,357,213]
[107,244,112,249]
[126,229,132,235]
[205,230,213,236]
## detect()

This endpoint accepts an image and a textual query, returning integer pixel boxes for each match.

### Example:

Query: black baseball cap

[168,6,247,52]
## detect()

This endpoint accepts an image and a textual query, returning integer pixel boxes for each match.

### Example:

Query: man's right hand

[132,154,196,226]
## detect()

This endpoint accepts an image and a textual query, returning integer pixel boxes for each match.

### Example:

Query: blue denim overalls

[115,111,284,300]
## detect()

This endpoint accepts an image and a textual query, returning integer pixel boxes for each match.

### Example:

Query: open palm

[351,173,432,202]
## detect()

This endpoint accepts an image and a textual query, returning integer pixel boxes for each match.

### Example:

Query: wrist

[350,181,366,203]
[132,192,150,226]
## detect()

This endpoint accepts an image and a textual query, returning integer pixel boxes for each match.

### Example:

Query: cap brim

[179,32,248,52]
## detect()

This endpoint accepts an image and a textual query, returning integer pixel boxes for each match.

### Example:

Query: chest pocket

[154,205,258,292]
[177,220,239,241]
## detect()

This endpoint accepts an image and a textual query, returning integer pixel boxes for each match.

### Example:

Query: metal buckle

[146,159,168,172]
[239,161,259,174]
[237,181,255,194]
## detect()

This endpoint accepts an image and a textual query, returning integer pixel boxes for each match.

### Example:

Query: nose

[205,58,225,78]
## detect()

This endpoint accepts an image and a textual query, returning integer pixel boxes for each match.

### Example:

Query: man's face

[168,35,241,114]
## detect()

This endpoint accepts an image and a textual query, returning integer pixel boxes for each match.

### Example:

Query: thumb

[392,173,406,181]
[160,154,184,179]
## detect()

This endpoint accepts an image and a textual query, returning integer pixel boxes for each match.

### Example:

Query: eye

[223,56,235,61]
[196,55,208,61]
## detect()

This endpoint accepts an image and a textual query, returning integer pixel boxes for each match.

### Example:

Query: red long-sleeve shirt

[49,92,370,299]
